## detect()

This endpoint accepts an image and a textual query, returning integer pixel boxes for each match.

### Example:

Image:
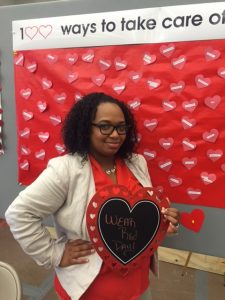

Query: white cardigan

[5,153,158,300]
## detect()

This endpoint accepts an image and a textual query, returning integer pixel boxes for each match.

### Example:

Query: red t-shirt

[55,156,150,300]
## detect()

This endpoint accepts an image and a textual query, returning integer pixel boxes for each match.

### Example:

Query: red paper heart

[86,185,169,275]
[180,209,205,232]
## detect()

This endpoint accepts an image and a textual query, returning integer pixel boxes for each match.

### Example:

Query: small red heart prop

[180,209,205,232]
[160,43,175,57]
[143,52,156,65]
[86,185,169,275]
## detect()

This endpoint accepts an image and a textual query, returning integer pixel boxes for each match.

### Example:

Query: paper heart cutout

[14,53,24,66]
[20,159,29,171]
[158,159,173,172]
[25,61,37,73]
[195,74,211,88]
[186,188,202,200]
[98,58,111,70]
[221,164,225,172]
[182,157,197,170]
[147,78,161,90]
[182,138,196,151]
[38,132,49,143]
[171,55,186,70]
[22,110,33,121]
[170,81,185,93]
[181,116,196,129]
[20,88,32,100]
[37,101,47,113]
[168,175,182,187]
[19,127,30,139]
[162,99,176,111]
[181,209,204,232]
[86,185,169,274]
[49,115,62,126]
[82,50,94,63]
[200,172,216,185]
[55,143,66,154]
[182,99,198,112]
[128,98,141,110]
[143,52,156,65]
[66,53,78,65]
[205,47,221,61]
[159,138,174,150]
[112,82,126,95]
[21,145,31,156]
[41,77,52,90]
[92,74,106,86]
[207,149,223,162]
[67,72,78,83]
[160,43,175,57]
[35,149,46,160]
[46,54,58,64]
[114,57,127,71]
[129,71,142,83]
[204,95,221,110]
[217,67,225,79]
[74,92,83,102]
[202,129,219,143]
[54,93,67,104]
[143,149,157,161]
[144,119,158,132]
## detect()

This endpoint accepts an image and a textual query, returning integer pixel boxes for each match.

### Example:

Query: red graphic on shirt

[13,40,225,212]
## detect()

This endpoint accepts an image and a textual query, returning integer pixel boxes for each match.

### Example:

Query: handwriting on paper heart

[200,172,216,185]
[82,50,94,63]
[147,78,161,90]
[67,72,78,83]
[22,110,33,121]
[182,157,197,170]
[182,99,198,112]
[159,138,174,150]
[144,119,158,132]
[54,93,67,104]
[128,98,141,110]
[171,55,186,70]
[38,132,49,143]
[202,129,219,143]
[49,115,62,126]
[35,149,46,160]
[25,61,37,73]
[112,82,126,95]
[195,74,211,88]
[20,88,32,100]
[37,101,47,113]
[160,43,175,57]
[207,149,223,162]
[114,57,127,70]
[204,95,221,110]
[205,47,221,61]
[92,74,105,86]
[14,53,24,66]
[143,149,157,160]
[186,188,202,200]
[181,209,204,232]
[20,159,29,171]
[143,52,156,65]
[182,138,196,151]
[181,116,196,129]
[66,53,78,65]
[19,128,30,139]
[162,99,176,111]
[129,71,142,83]
[98,58,111,70]
[158,159,173,172]
[168,175,182,187]
[170,81,185,93]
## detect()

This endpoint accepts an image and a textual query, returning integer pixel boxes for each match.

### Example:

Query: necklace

[105,165,116,175]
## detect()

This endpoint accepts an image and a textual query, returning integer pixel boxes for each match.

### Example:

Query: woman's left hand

[161,207,180,234]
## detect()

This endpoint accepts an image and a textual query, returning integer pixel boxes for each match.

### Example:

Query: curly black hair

[62,92,137,159]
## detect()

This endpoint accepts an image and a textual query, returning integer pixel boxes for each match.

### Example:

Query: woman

[5,92,180,300]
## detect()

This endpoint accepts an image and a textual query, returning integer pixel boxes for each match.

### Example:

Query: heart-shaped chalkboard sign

[86,185,170,275]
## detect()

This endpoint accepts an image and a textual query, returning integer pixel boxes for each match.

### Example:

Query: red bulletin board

[13,40,225,210]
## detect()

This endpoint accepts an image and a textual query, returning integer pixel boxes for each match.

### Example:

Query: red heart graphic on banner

[181,116,196,129]
[54,93,67,104]
[19,127,30,139]
[182,157,197,170]
[159,138,174,150]
[200,172,216,185]
[171,55,186,70]
[144,119,158,132]
[114,57,127,71]
[182,99,198,112]
[26,61,37,73]
[129,71,142,83]
[147,78,161,90]
[21,145,31,156]
[22,110,33,121]
[35,149,46,160]
[92,74,105,86]
[158,159,173,172]
[202,129,219,143]
[20,159,29,171]
[195,74,211,88]
[86,185,169,275]
[55,143,66,154]
[181,209,205,232]
[49,115,62,126]
[162,99,176,111]
[38,132,49,143]
[170,81,185,93]
[20,88,32,100]
[37,101,47,113]
[112,82,126,95]
[41,77,52,90]
[207,149,223,162]
[182,138,196,151]
[128,98,141,110]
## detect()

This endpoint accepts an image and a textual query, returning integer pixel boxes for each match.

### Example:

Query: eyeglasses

[91,123,129,135]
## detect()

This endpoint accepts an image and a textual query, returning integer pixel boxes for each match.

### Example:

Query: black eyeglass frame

[91,123,129,135]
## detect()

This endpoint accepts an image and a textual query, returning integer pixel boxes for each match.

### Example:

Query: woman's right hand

[59,239,95,267]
